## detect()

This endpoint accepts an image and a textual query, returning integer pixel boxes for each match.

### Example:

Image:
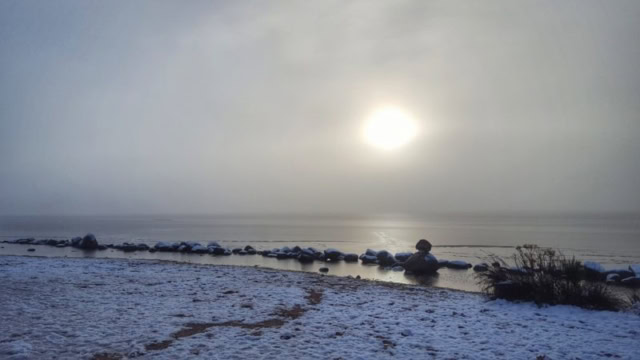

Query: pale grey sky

[1,0,639,215]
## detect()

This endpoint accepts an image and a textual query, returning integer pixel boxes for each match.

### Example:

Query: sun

[363,107,417,150]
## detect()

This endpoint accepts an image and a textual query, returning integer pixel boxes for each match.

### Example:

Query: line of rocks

[6,236,636,287]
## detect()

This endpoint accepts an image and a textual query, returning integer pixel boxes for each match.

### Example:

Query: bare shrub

[477,244,626,311]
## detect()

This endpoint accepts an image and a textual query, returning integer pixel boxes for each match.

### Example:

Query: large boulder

[77,234,98,250]
[376,250,396,267]
[416,239,432,252]
[403,252,439,274]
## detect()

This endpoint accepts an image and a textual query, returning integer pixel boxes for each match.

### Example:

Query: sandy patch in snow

[0,256,638,359]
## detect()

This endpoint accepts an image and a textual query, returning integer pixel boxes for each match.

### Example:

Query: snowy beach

[1,256,639,359]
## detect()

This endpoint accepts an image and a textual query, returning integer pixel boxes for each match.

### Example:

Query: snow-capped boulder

[324,248,343,261]
[446,260,472,270]
[629,264,640,277]
[71,237,83,247]
[360,255,378,264]
[604,269,634,279]
[191,244,208,254]
[207,241,221,248]
[297,249,315,263]
[77,234,98,250]
[621,276,640,287]
[376,250,396,266]
[210,247,226,255]
[606,273,620,283]
[364,249,378,257]
[403,253,438,274]
[344,253,359,262]
[154,241,174,251]
[416,239,432,252]
[394,252,413,262]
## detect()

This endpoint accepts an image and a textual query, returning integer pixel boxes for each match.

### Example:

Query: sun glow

[363,107,417,150]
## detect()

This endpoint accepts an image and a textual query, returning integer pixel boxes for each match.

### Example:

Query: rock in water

[376,250,396,266]
[154,241,174,252]
[366,248,379,256]
[324,248,343,261]
[343,253,359,262]
[78,234,98,250]
[416,239,432,252]
[403,253,439,274]
[297,250,315,263]
[71,237,83,247]
[446,260,472,270]
[360,255,378,264]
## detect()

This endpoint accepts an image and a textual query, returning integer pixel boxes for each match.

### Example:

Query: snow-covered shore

[0,256,638,359]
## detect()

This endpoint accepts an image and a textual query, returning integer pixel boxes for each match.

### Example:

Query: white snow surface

[1,256,639,360]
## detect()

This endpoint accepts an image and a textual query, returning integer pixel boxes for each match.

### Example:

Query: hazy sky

[1,0,639,215]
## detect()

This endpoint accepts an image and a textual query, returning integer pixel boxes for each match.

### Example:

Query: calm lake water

[1,213,639,292]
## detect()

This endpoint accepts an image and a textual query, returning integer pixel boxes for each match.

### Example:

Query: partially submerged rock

[343,253,359,262]
[376,250,396,267]
[446,260,472,270]
[76,234,98,250]
[324,248,343,262]
[403,253,438,274]
[360,255,378,264]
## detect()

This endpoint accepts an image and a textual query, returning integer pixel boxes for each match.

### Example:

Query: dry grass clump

[476,244,627,311]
